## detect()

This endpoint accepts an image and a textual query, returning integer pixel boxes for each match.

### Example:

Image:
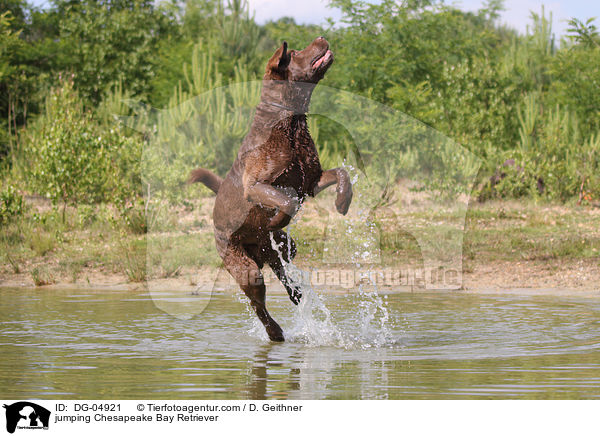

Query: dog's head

[265,37,333,84]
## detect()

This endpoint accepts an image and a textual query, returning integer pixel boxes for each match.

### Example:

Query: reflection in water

[0,288,599,399]
[247,343,270,399]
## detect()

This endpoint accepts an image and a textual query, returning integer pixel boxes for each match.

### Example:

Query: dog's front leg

[314,168,353,215]
[244,182,299,229]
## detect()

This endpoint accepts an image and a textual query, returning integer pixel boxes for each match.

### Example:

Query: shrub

[0,184,24,225]
[27,79,142,217]
[31,266,55,286]
[497,94,600,202]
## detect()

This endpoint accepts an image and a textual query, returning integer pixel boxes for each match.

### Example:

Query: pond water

[1,287,599,399]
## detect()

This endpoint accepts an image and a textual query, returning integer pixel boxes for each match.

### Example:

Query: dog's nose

[315,36,328,47]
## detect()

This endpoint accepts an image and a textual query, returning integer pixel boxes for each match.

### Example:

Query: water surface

[1,288,599,399]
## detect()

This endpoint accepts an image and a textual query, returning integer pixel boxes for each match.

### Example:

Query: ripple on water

[1,287,600,399]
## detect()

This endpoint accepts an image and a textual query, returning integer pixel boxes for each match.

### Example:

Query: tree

[28,79,141,218]
[56,0,174,104]
[0,11,24,160]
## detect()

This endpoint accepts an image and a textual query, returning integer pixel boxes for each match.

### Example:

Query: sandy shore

[2,195,599,298]
[2,260,599,298]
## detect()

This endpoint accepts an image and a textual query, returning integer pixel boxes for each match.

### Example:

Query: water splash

[239,170,398,348]
[264,230,396,349]
[239,292,270,342]
[354,286,393,348]
[286,267,349,347]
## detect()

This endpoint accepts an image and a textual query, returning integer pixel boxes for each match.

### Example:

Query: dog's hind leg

[263,231,302,305]
[222,242,285,341]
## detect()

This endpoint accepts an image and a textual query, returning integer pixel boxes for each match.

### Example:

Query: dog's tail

[188,168,223,194]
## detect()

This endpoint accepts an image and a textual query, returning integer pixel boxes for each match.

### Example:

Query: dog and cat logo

[2,402,50,433]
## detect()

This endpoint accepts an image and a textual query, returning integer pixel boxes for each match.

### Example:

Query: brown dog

[189,37,352,341]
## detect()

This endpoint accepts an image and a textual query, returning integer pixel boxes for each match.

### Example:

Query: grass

[120,239,147,283]
[461,201,600,264]
[0,196,599,287]
[30,266,55,286]
[27,229,56,257]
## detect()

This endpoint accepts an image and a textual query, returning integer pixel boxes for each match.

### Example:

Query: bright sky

[455,0,599,36]
[248,0,599,37]
[28,0,600,38]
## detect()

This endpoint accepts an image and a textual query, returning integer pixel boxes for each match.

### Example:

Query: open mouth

[312,49,333,70]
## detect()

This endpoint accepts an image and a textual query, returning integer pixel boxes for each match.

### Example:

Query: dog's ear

[268,41,291,74]
[277,41,290,71]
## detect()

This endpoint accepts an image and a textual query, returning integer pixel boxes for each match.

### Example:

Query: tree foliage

[1,0,599,205]
[27,79,141,215]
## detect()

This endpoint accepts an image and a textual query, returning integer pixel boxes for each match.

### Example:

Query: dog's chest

[273,119,322,197]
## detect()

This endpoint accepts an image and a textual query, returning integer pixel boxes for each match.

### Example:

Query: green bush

[496,95,600,202]
[26,79,142,216]
[548,46,600,137]
[0,184,24,225]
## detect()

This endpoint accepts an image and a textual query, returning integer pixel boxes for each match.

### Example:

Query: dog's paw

[266,324,285,342]
[335,186,353,215]
[288,286,302,305]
